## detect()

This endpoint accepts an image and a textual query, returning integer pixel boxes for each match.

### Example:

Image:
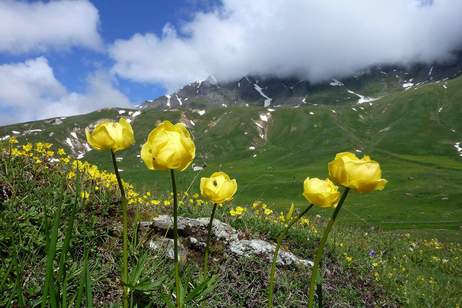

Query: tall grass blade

[75,247,89,308]
[85,256,93,308]
[41,198,62,308]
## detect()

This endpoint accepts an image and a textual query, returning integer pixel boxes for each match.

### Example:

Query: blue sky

[0,0,215,104]
[0,0,461,124]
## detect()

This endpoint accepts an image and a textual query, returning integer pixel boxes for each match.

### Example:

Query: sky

[1,0,462,125]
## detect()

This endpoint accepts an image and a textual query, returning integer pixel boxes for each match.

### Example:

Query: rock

[140,216,312,267]
[148,237,187,262]
[229,239,313,267]
[142,215,238,243]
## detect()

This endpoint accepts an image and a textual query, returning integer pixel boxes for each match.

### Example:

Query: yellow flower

[229,206,246,217]
[200,171,237,204]
[85,118,135,152]
[8,136,18,144]
[22,144,32,152]
[141,121,195,171]
[328,152,387,192]
[57,148,66,156]
[264,208,273,216]
[303,177,340,208]
[80,191,89,200]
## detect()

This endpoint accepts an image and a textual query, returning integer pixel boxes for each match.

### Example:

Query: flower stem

[203,203,218,275]
[111,151,128,308]
[170,169,181,308]
[308,188,350,308]
[268,204,314,307]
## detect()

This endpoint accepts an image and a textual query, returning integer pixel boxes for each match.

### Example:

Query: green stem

[268,204,314,307]
[170,169,181,308]
[203,203,218,275]
[111,151,128,308]
[308,188,350,308]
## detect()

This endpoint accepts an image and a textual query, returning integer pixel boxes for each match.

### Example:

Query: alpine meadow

[0,1,461,307]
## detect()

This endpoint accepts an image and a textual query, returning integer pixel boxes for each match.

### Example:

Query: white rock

[229,239,313,267]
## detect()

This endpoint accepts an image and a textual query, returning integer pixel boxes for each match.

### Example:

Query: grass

[1,75,461,245]
[1,141,461,306]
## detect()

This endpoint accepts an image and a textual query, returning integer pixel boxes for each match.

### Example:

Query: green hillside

[2,76,461,241]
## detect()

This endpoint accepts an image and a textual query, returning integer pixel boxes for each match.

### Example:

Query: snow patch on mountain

[64,127,92,159]
[254,84,272,107]
[176,95,183,106]
[193,109,206,116]
[254,112,271,142]
[126,110,142,123]
[329,79,344,86]
[454,142,462,157]
[165,94,171,107]
[402,82,414,89]
[347,90,379,104]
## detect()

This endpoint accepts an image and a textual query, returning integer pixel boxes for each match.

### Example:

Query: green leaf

[75,248,89,308]
[85,257,93,308]
[160,292,176,308]
[41,200,62,308]
[185,275,217,304]
[128,253,148,288]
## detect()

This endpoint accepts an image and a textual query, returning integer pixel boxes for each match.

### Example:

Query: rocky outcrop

[139,215,312,267]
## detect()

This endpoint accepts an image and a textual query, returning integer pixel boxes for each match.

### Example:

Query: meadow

[1,139,461,306]
[0,74,461,307]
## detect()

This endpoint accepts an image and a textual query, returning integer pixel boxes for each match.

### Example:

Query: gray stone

[229,239,313,267]
[140,216,312,267]
[148,237,187,262]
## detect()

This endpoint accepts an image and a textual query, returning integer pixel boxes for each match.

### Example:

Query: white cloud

[0,0,102,53]
[0,57,132,125]
[109,0,462,92]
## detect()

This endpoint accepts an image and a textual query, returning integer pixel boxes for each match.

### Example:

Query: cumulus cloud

[110,0,462,92]
[0,57,132,125]
[0,0,102,53]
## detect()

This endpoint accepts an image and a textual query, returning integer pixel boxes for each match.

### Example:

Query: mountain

[144,55,462,109]
[1,59,462,238]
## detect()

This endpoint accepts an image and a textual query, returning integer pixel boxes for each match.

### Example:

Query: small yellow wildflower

[67,171,76,179]
[22,144,32,152]
[80,191,90,200]
[57,148,66,156]
[229,206,246,217]
[8,137,18,144]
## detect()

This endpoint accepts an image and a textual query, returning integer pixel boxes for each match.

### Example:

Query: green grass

[1,142,461,306]
[1,75,461,245]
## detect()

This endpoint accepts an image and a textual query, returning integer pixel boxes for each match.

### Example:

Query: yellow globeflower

[85,118,135,152]
[303,178,340,208]
[200,171,237,204]
[141,120,195,171]
[328,152,387,193]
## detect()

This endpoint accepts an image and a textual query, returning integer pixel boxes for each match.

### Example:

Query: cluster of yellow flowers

[85,118,239,205]
[302,152,387,208]
[7,140,168,208]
